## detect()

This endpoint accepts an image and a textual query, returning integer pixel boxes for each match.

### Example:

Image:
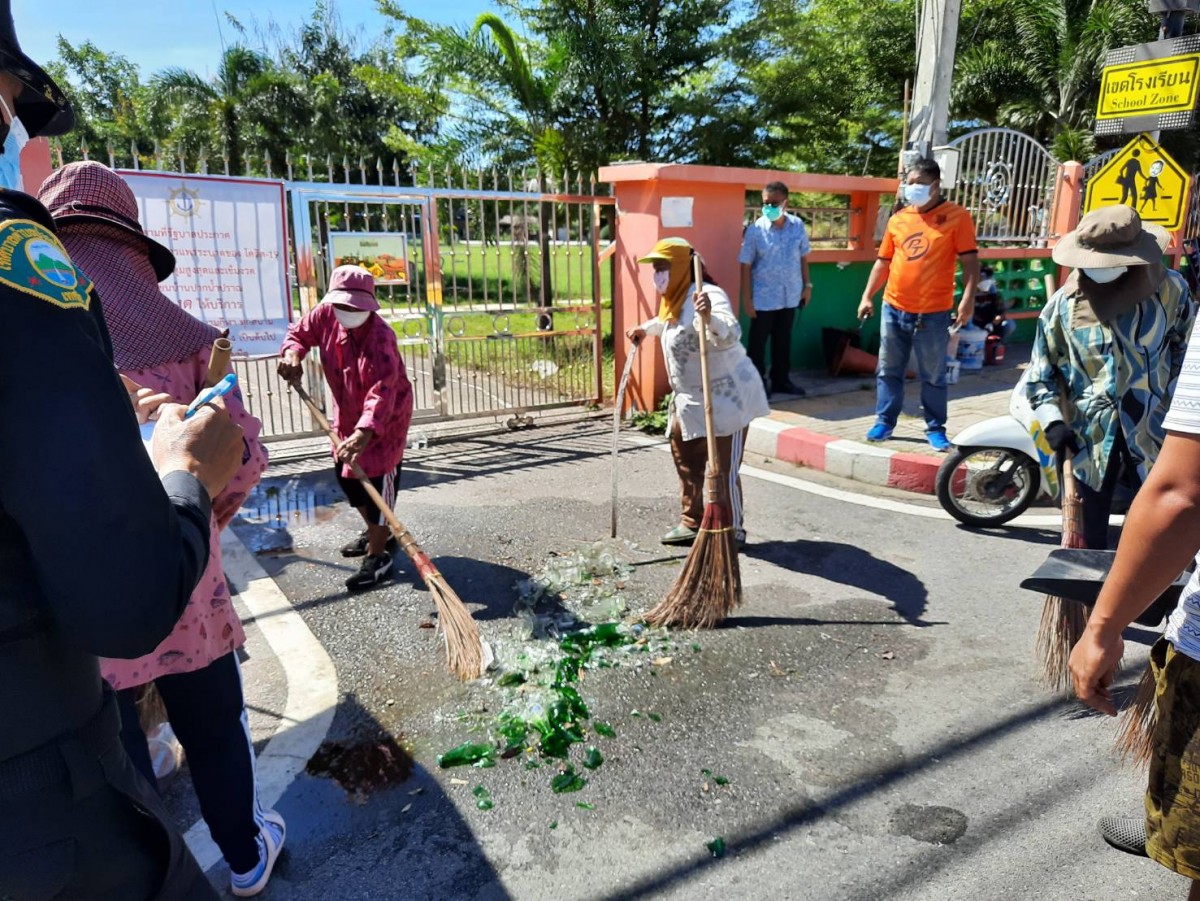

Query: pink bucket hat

[322,264,379,311]
[39,160,176,280]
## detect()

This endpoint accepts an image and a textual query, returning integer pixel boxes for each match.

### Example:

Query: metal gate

[289,172,612,431]
[48,146,614,441]
[942,128,1061,244]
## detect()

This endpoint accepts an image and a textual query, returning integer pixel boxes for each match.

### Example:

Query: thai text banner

[119,172,292,357]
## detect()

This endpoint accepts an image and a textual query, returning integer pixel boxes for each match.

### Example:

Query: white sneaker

[230,810,286,897]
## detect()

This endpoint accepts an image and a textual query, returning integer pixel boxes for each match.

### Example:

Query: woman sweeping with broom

[625,238,769,550]
[1026,206,1191,690]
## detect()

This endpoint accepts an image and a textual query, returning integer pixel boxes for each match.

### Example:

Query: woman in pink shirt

[278,265,414,590]
[40,162,279,897]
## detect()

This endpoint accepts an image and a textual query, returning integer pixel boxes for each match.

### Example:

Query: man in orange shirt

[857,158,980,451]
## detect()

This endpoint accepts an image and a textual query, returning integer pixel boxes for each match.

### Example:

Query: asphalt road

[170,420,1181,900]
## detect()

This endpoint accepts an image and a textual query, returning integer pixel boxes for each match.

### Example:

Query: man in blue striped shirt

[738,181,812,397]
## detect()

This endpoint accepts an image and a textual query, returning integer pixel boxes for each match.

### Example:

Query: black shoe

[341,530,397,558]
[341,530,370,558]
[772,380,806,397]
[346,552,393,591]
[1098,816,1148,857]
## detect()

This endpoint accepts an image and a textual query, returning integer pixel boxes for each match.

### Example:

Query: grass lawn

[391,305,617,402]
[372,243,611,308]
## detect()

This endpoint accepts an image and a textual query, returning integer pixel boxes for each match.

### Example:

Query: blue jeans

[875,305,950,433]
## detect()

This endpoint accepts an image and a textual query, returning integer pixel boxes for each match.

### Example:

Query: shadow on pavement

[719,614,948,630]
[252,692,512,899]
[594,692,1078,901]
[429,556,533,621]
[951,524,1061,545]
[744,539,931,626]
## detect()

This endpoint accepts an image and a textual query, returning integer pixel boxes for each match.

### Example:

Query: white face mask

[652,270,671,294]
[1081,265,1128,285]
[334,307,371,329]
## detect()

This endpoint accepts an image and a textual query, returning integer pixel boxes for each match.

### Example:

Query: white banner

[119,172,291,357]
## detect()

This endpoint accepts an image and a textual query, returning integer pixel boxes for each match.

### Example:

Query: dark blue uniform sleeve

[0,288,212,659]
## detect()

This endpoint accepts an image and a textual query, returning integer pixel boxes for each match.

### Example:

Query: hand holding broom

[645,252,742,629]
[287,379,486,680]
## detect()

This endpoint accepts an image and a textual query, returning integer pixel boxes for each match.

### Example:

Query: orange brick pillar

[601,165,746,414]
[1048,161,1085,286]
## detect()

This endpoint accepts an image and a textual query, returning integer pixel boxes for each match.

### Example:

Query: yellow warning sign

[1097,53,1200,120]
[1083,134,1190,232]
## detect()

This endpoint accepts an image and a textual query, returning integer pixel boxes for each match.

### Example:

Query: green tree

[149,45,296,173]
[731,0,916,175]
[953,0,1154,150]
[279,1,441,176]
[46,38,158,162]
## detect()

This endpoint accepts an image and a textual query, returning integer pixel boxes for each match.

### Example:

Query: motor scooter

[935,371,1056,527]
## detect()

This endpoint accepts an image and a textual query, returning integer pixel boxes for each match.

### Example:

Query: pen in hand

[184,373,237,419]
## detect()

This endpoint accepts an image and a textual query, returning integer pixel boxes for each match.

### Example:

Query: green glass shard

[550,766,587,794]
[437,742,495,769]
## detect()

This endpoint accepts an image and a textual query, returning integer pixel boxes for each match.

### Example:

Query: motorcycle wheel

[936,446,1040,527]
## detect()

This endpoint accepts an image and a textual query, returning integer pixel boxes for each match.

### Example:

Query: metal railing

[289,170,614,427]
[741,196,854,246]
[943,128,1060,244]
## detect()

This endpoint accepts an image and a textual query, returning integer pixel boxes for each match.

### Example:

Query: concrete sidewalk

[748,346,1030,495]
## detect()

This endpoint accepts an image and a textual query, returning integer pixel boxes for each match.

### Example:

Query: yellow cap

[637,237,693,263]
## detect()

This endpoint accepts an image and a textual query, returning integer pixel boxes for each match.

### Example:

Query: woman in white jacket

[626,238,770,546]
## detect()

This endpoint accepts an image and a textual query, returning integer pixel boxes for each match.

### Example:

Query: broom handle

[290,381,438,583]
[204,330,233,388]
[694,254,720,468]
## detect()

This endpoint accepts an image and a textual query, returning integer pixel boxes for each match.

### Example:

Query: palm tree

[150,45,295,173]
[953,0,1153,153]
[469,13,562,304]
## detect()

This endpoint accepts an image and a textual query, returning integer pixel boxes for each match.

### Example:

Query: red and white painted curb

[747,418,945,495]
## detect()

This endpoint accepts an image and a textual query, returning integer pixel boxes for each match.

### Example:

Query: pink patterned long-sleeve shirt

[281,304,413,479]
[101,345,269,690]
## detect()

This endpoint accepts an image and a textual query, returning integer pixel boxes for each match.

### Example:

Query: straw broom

[1035,455,1090,690]
[291,382,485,680]
[1115,664,1157,767]
[645,254,742,630]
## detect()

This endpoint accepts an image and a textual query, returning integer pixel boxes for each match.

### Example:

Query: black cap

[0,2,73,137]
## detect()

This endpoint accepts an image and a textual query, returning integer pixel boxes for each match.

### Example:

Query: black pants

[747,307,797,385]
[1075,431,1139,550]
[117,652,262,875]
[0,692,216,901]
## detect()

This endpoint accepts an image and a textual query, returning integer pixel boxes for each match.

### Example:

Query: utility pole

[907,0,962,164]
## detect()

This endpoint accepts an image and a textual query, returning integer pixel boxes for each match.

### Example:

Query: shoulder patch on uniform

[0,219,93,311]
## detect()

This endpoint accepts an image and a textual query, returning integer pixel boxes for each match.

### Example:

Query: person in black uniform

[0,5,246,899]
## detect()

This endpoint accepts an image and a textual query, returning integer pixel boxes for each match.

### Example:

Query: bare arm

[1070,431,1200,714]
[956,254,981,329]
[857,259,891,319]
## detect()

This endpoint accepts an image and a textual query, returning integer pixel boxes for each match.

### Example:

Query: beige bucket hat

[1053,205,1168,268]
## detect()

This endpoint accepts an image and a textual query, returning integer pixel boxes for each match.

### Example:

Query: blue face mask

[763,204,783,222]
[903,183,933,208]
[0,97,28,191]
